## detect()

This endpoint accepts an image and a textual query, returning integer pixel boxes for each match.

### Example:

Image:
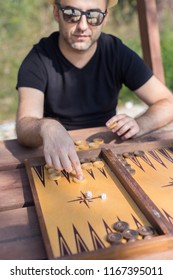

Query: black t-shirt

[16,32,153,130]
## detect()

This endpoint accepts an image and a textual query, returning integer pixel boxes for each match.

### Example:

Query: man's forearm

[135,99,173,137]
[16,116,83,179]
[16,117,45,147]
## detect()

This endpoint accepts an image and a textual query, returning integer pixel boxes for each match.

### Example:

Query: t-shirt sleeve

[16,47,47,93]
[119,41,153,91]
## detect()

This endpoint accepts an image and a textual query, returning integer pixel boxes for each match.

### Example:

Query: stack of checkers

[71,157,105,184]
[107,121,118,129]
[106,221,156,245]
[44,165,64,181]
[116,150,145,175]
[74,138,104,151]
[80,157,104,169]
[45,157,105,184]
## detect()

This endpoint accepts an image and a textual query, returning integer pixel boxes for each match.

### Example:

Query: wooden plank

[0,168,33,211]
[0,206,47,260]
[0,139,43,170]
[0,236,46,260]
[101,148,173,235]
[137,0,165,83]
[69,126,173,143]
[63,234,173,260]
[1,126,173,170]
[25,158,53,259]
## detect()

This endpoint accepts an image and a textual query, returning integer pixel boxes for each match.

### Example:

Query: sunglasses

[57,3,107,26]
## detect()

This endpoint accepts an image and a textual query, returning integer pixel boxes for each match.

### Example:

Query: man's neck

[58,36,98,69]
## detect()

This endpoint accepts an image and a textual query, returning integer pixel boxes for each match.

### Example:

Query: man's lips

[73,34,90,40]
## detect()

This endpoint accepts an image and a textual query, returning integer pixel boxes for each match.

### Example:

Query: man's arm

[16,87,83,179]
[16,87,44,147]
[134,75,173,136]
[106,75,173,139]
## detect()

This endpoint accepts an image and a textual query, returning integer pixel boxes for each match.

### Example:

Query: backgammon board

[25,144,173,260]
[122,146,173,227]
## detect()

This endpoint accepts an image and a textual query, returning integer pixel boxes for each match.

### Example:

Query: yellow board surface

[126,147,173,223]
[31,160,151,259]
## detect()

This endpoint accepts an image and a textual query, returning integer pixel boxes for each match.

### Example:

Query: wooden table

[1,125,173,260]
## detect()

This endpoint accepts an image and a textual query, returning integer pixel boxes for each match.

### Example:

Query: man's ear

[53,4,59,22]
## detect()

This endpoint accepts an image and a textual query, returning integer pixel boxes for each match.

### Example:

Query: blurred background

[0,0,173,138]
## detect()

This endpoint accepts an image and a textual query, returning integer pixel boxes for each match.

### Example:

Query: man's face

[53,0,108,52]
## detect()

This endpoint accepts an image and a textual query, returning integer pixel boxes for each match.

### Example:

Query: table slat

[0,206,46,260]
[0,168,33,211]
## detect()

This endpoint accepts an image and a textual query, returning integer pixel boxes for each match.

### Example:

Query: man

[16,0,173,180]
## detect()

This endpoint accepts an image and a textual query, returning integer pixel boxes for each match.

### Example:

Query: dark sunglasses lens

[87,11,104,26]
[63,8,81,23]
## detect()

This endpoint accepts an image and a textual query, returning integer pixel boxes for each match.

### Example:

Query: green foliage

[160,19,173,91]
[108,1,173,106]
[111,0,137,24]
[0,0,54,122]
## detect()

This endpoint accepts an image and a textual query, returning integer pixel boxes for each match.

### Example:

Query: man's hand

[106,114,140,140]
[16,88,83,180]
[40,120,84,180]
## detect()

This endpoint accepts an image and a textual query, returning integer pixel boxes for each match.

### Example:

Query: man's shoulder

[19,32,59,70]
[34,32,59,51]
[99,33,125,57]
[100,33,122,46]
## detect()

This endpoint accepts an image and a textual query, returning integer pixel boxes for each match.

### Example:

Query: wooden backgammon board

[25,144,173,260]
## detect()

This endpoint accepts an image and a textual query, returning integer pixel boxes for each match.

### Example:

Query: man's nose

[77,15,88,30]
